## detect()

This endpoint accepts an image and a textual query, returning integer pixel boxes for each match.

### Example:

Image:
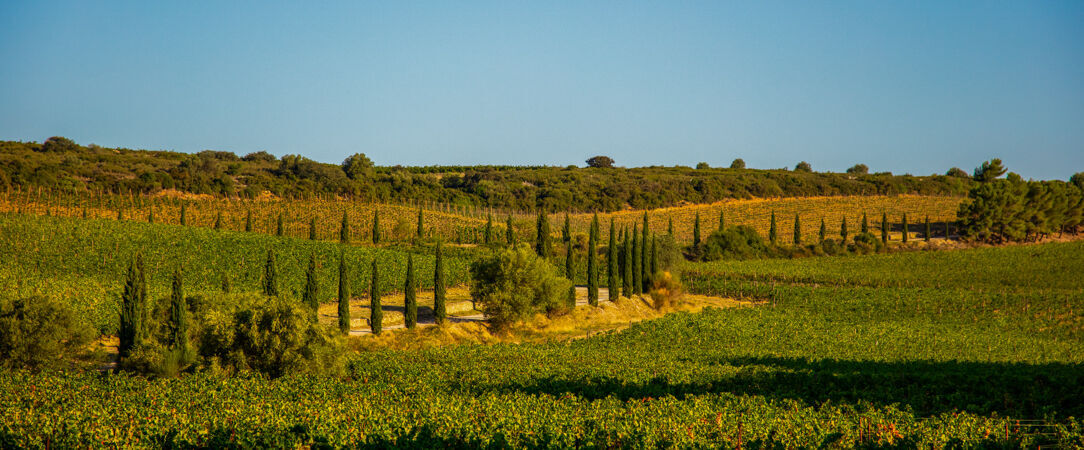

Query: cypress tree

[340,211,350,243]
[148,210,155,224]
[667,216,674,236]
[221,273,231,293]
[168,269,190,359]
[309,216,318,240]
[902,213,909,243]
[535,210,551,259]
[303,253,319,320]
[404,255,417,329]
[180,204,187,226]
[693,212,702,247]
[370,260,382,335]
[214,211,223,230]
[718,210,726,232]
[925,215,931,242]
[819,217,826,242]
[881,212,889,243]
[565,234,576,308]
[793,214,802,245]
[506,215,515,246]
[607,219,618,301]
[276,213,285,236]
[484,215,493,244]
[372,210,381,244]
[337,252,350,335]
[118,255,145,359]
[944,221,951,240]
[245,210,253,232]
[769,211,778,245]
[416,208,425,240]
[862,213,869,234]
[622,227,633,298]
[434,242,447,325]
[650,235,659,279]
[841,217,849,242]
[263,249,279,297]
[587,214,599,306]
[631,224,642,295]
[562,213,571,244]
[641,213,650,291]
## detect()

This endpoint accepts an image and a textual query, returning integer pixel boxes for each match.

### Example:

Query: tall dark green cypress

[340,211,350,243]
[650,235,658,279]
[404,255,417,329]
[148,209,155,224]
[902,213,909,243]
[276,213,285,237]
[881,212,889,243]
[924,215,931,242]
[693,212,702,247]
[718,209,726,232]
[118,255,145,359]
[303,253,319,320]
[535,210,551,259]
[245,210,253,232]
[262,249,279,297]
[309,216,318,240]
[631,224,642,295]
[793,214,802,245]
[416,208,425,240]
[640,213,650,291]
[434,242,447,325]
[818,217,826,242]
[370,259,382,335]
[214,211,223,230]
[667,216,674,236]
[587,214,599,306]
[372,210,381,244]
[841,217,849,242]
[564,233,576,308]
[622,227,633,298]
[607,219,618,301]
[180,204,187,226]
[506,214,515,246]
[562,213,571,244]
[484,215,493,244]
[337,252,350,335]
[168,269,190,359]
[769,211,778,245]
[862,213,869,234]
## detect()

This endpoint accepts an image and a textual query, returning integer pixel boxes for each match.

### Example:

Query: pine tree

[118,255,146,359]
[562,213,571,244]
[793,214,802,245]
[180,204,187,226]
[276,214,285,237]
[404,255,417,329]
[881,212,889,243]
[506,215,515,246]
[631,224,642,295]
[718,210,726,232]
[337,252,350,335]
[263,249,279,297]
[168,270,190,361]
[434,242,447,325]
[416,208,425,240]
[641,213,650,291]
[303,253,319,320]
[214,211,223,230]
[622,228,633,298]
[587,214,599,307]
[841,217,849,242]
[862,213,869,234]
[925,215,931,242]
[309,216,318,240]
[902,213,909,243]
[693,212,702,247]
[372,210,381,244]
[769,211,778,245]
[245,210,253,232]
[340,211,350,243]
[535,210,551,259]
[370,259,382,335]
[607,219,618,301]
[484,215,493,244]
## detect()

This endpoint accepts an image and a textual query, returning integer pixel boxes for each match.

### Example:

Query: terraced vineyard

[1,234,1081,447]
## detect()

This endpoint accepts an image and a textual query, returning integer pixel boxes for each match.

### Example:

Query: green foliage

[0,296,93,370]
[469,245,572,328]
[622,228,632,298]
[840,216,848,242]
[339,211,349,243]
[585,155,614,168]
[768,211,777,244]
[901,213,909,243]
[302,253,318,320]
[483,215,492,245]
[641,213,650,291]
[262,249,279,297]
[698,226,770,261]
[852,232,884,254]
[730,158,746,169]
[119,255,147,359]
[957,177,1083,243]
[370,260,382,335]
[337,253,350,335]
[631,224,641,295]
[587,214,599,306]
[692,212,701,247]
[793,213,801,245]
[534,210,551,259]
[276,214,284,237]
[973,158,1007,183]
[403,255,417,329]
[416,208,424,239]
[372,210,381,244]
[818,217,826,242]
[847,163,869,175]
[434,242,447,325]
[880,212,888,243]
[794,161,812,172]
[607,219,618,300]
[308,216,317,240]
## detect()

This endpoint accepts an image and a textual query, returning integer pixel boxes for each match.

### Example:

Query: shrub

[795,161,812,172]
[649,271,683,310]
[469,245,572,329]
[730,158,746,169]
[0,296,93,370]
[851,232,884,254]
[847,164,869,175]
[699,226,769,261]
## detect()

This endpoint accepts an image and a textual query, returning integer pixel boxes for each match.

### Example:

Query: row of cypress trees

[690,210,949,247]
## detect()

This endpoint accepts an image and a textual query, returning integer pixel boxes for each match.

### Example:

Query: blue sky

[1,1,1082,179]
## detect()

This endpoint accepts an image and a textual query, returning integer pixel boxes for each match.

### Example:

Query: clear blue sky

[1,1,1082,179]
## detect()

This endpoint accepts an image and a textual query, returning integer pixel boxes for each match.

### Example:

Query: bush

[698,226,769,261]
[851,232,884,254]
[649,271,683,310]
[585,156,614,168]
[469,244,572,329]
[0,296,94,370]
[730,158,746,169]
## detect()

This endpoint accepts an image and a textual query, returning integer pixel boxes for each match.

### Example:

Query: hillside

[0,138,976,212]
